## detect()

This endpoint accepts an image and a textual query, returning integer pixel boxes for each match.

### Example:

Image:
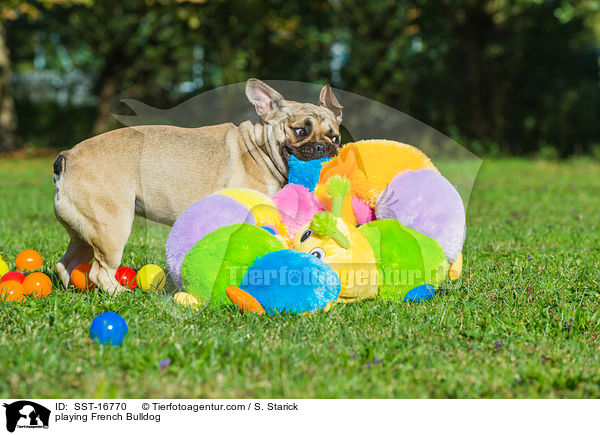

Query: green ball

[359,219,448,300]
[181,223,284,306]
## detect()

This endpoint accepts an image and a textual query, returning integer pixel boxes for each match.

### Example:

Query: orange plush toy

[315,139,437,226]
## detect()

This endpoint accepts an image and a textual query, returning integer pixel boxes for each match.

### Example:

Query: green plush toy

[181,223,284,305]
[358,219,449,300]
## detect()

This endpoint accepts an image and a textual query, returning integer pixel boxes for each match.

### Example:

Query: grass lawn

[0,156,599,398]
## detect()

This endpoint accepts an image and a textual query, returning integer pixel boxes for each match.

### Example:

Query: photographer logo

[2,401,50,433]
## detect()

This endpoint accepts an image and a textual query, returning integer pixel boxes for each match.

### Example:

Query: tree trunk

[0,19,19,152]
[92,71,120,135]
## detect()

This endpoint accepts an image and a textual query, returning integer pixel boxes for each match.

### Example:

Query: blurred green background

[1,0,599,157]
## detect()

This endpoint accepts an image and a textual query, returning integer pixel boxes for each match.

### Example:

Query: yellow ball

[0,259,8,279]
[173,292,202,310]
[137,264,166,291]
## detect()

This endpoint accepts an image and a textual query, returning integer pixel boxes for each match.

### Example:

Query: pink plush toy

[272,184,325,238]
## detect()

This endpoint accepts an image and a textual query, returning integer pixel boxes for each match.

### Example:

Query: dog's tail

[52,152,66,184]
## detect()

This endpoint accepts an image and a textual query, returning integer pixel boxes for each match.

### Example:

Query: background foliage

[1,0,599,156]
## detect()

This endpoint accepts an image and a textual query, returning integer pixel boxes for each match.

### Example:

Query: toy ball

[115,267,137,290]
[22,272,52,297]
[0,258,8,278]
[0,271,26,284]
[375,168,466,263]
[71,263,95,291]
[404,284,435,303]
[0,281,26,302]
[15,249,43,272]
[137,264,166,291]
[181,223,284,306]
[227,249,341,315]
[89,312,128,346]
[166,194,256,290]
[173,292,202,311]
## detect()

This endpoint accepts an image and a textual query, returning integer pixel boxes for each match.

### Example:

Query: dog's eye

[309,247,325,260]
[300,229,313,243]
[294,127,308,138]
[331,135,340,144]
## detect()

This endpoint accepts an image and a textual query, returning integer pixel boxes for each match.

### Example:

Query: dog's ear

[245,79,287,117]
[319,84,343,123]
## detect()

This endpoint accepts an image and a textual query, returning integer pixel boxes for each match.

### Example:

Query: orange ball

[15,249,43,272]
[23,272,53,297]
[0,281,26,302]
[71,263,95,291]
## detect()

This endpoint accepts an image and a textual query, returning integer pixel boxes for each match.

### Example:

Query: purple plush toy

[375,168,466,263]
[166,194,256,289]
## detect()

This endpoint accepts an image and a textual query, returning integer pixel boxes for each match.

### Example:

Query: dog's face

[278,102,341,161]
[245,79,343,174]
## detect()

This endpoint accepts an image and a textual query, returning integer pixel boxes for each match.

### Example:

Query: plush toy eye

[294,127,307,138]
[300,229,313,243]
[331,135,340,144]
[309,247,325,260]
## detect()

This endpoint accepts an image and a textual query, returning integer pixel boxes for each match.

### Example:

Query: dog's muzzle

[293,142,338,161]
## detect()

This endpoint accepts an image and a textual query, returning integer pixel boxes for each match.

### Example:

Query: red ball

[115,267,137,290]
[0,271,26,284]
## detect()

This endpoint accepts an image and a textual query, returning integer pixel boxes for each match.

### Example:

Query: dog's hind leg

[55,231,93,289]
[87,223,132,295]
[83,195,136,295]
[53,152,134,295]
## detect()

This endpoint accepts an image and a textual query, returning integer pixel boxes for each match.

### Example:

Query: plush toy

[272,183,325,239]
[181,223,284,305]
[169,138,465,310]
[293,176,448,302]
[287,154,330,192]
[375,168,466,264]
[225,249,341,315]
[166,194,256,289]
[315,139,437,225]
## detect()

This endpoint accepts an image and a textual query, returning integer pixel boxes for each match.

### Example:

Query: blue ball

[240,249,341,315]
[89,312,128,346]
[403,284,435,303]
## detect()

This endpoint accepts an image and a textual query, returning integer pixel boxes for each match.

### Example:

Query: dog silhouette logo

[2,401,50,432]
